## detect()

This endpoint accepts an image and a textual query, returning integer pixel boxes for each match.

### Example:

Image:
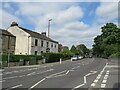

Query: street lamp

[48,19,52,38]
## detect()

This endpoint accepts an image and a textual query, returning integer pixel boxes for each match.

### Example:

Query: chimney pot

[11,22,18,27]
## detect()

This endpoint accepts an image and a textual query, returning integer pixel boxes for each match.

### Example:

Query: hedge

[1,55,43,62]
[42,53,71,63]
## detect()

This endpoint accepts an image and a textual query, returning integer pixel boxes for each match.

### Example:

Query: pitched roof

[0,28,15,37]
[18,27,58,43]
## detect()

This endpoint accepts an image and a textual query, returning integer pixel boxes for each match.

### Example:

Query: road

[1,58,119,89]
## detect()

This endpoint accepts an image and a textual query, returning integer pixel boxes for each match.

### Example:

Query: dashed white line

[96,76,101,79]
[101,84,106,88]
[102,80,107,83]
[91,83,96,87]
[94,79,98,83]
[98,74,101,77]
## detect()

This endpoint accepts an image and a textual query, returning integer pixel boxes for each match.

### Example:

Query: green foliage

[109,52,120,58]
[70,45,77,54]
[42,52,71,63]
[77,44,90,55]
[93,23,120,58]
[42,53,61,63]
[70,45,80,55]
[2,55,43,62]
[60,49,75,56]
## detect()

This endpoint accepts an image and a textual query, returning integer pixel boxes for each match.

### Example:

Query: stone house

[0,29,16,54]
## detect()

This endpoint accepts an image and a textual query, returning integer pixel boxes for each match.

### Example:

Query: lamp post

[48,19,52,38]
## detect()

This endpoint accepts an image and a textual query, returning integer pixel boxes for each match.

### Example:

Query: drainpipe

[28,36,30,55]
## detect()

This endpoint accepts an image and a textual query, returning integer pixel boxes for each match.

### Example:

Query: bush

[109,52,120,58]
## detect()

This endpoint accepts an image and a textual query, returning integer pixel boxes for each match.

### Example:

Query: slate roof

[18,27,58,43]
[0,29,15,37]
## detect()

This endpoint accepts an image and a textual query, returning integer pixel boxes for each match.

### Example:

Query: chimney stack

[11,22,18,27]
[41,32,46,36]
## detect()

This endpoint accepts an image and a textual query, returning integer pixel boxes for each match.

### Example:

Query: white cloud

[0,9,21,29]
[64,21,89,30]
[96,2,118,23]
[2,3,14,11]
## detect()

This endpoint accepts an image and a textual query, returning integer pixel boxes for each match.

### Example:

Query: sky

[0,0,118,49]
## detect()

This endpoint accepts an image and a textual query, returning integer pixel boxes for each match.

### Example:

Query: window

[41,41,44,47]
[41,51,43,54]
[35,39,38,46]
[47,42,49,47]
[35,51,37,55]
[51,43,53,48]
[55,44,56,48]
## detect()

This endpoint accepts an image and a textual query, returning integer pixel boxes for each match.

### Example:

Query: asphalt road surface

[1,58,119,90]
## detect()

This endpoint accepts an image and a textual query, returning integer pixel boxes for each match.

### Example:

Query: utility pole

[48,19,52,38]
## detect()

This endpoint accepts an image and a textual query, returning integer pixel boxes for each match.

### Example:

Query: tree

[93,23,120,58]
[60,49,75,56]
[77,44,90,55]
[70,45,79,55]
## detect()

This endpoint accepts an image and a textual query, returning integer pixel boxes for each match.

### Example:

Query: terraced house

[8,22,59,55]
[0,29,16,54]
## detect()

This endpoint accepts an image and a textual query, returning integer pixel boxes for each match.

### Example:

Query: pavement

[1,58,119,90]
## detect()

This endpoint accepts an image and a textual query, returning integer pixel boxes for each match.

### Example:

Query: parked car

[78,56,83,60]
[71,56,78,61]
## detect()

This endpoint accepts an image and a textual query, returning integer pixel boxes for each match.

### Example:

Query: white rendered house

[8,22,58,55]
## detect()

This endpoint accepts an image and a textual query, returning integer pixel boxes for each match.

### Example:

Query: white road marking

[102,80,107,83]
[104,76,108,80]
[72,66,80,70]
[90,63,108,88]
[101,84,106,88]
[0,80,6,82]
[46,70,66,78]
[98,74,101,77]
[6,84,23,90]
[29,78,46,89]
[66,71,70,75]
[107,70,109,73]
[4,69,54,80]
[73,84,85,89]
[72,71,97,89]
[91,83,96,87]
[11,84,22,89]
[27,72,35,76]
[94,79,98,83]
[106,65,119,68]
[96,76,101,79]
[105,75,108,77]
